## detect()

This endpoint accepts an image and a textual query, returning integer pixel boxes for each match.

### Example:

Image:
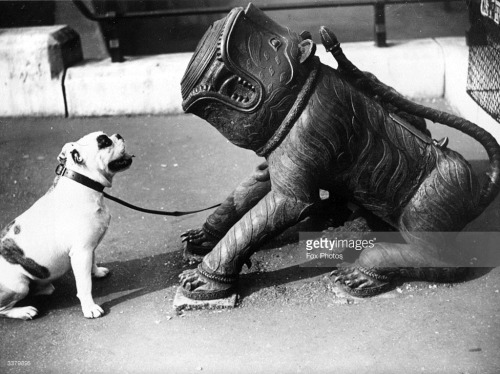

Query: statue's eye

[97,134,113,149]
[269,38,281,51]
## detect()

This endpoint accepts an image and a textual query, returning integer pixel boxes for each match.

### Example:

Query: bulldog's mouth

[108,154,134,172]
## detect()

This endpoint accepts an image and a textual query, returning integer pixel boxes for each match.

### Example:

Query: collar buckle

[55,164,67,176]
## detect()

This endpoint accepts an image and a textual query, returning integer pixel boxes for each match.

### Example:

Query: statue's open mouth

[180,6,262,114]
[182,62,260,113]
[214,68,256,104]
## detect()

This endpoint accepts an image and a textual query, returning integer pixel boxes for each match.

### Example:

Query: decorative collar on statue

[255,57,321,158]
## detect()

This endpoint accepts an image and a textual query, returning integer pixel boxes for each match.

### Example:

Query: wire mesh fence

[466,0,500,123]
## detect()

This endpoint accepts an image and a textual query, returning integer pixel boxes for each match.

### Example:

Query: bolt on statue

[178,3,500,300]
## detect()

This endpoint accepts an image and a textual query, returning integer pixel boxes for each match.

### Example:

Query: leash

[55,164,220,216]
[102,192,220,216]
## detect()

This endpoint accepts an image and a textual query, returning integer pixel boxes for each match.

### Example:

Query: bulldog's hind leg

[0,277,37,320]
[182,161,271,261]
[332,152,480,296]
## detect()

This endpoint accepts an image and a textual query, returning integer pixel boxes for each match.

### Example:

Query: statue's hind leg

[332,152,480,296]
[181,161,271,261]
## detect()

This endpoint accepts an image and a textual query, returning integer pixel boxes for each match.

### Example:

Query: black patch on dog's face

[14,225,21,235]
[0,238,50,279]
[97,134,113,149]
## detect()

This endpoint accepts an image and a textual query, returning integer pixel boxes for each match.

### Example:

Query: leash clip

[55,164,67,176]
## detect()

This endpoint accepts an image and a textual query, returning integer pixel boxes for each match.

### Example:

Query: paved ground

[0,100,499,373]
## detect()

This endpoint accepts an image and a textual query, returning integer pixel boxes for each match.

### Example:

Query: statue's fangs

[178,3,500,300]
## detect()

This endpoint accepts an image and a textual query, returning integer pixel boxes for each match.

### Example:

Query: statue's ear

[299,30,312,40]
[298,39,316,64]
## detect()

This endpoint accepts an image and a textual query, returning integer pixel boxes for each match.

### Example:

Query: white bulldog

[0,131,133,320]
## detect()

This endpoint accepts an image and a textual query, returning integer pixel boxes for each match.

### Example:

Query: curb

[65,53,189,117]
[63,37,445,117]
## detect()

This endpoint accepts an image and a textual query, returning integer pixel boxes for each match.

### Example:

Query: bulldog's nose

[115,134,123,140]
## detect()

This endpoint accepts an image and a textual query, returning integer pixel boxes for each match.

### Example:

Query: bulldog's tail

[319,26,500,215]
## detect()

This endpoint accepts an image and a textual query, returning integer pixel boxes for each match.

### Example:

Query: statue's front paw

[181,228,219,264]
[330,263,391,297]
[178,268,236,300]
[179,268,208,291]
[180,228,206,245]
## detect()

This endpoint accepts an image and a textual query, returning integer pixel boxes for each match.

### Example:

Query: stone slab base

[173,286,237,311]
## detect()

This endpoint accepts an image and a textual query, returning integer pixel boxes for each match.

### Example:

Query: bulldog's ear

[57,143,84,165]
[298,39,316,64]
[70,150,84,164]
[57,143,73,164]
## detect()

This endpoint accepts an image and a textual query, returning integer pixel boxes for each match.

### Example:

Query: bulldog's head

[57,131,133,187]
[181,3,316,152]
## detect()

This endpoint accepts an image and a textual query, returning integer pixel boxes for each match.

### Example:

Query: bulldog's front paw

[81,303,104,319]
[92,266,110,278]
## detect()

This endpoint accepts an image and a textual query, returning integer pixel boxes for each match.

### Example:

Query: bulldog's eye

[269,38,281,51]
[97,134,113,149]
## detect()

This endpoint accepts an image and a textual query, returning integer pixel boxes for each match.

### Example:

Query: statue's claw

[181,228,219,264]
[181,228,206,243]
[179,268,236,300]
[330,264,392,297]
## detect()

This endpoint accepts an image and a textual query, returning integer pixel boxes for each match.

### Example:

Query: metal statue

[178,3,500,300]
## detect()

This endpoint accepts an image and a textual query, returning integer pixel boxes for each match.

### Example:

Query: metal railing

[73,0,460,62]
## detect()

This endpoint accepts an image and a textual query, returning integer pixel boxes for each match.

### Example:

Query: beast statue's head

[181,3,316,153]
